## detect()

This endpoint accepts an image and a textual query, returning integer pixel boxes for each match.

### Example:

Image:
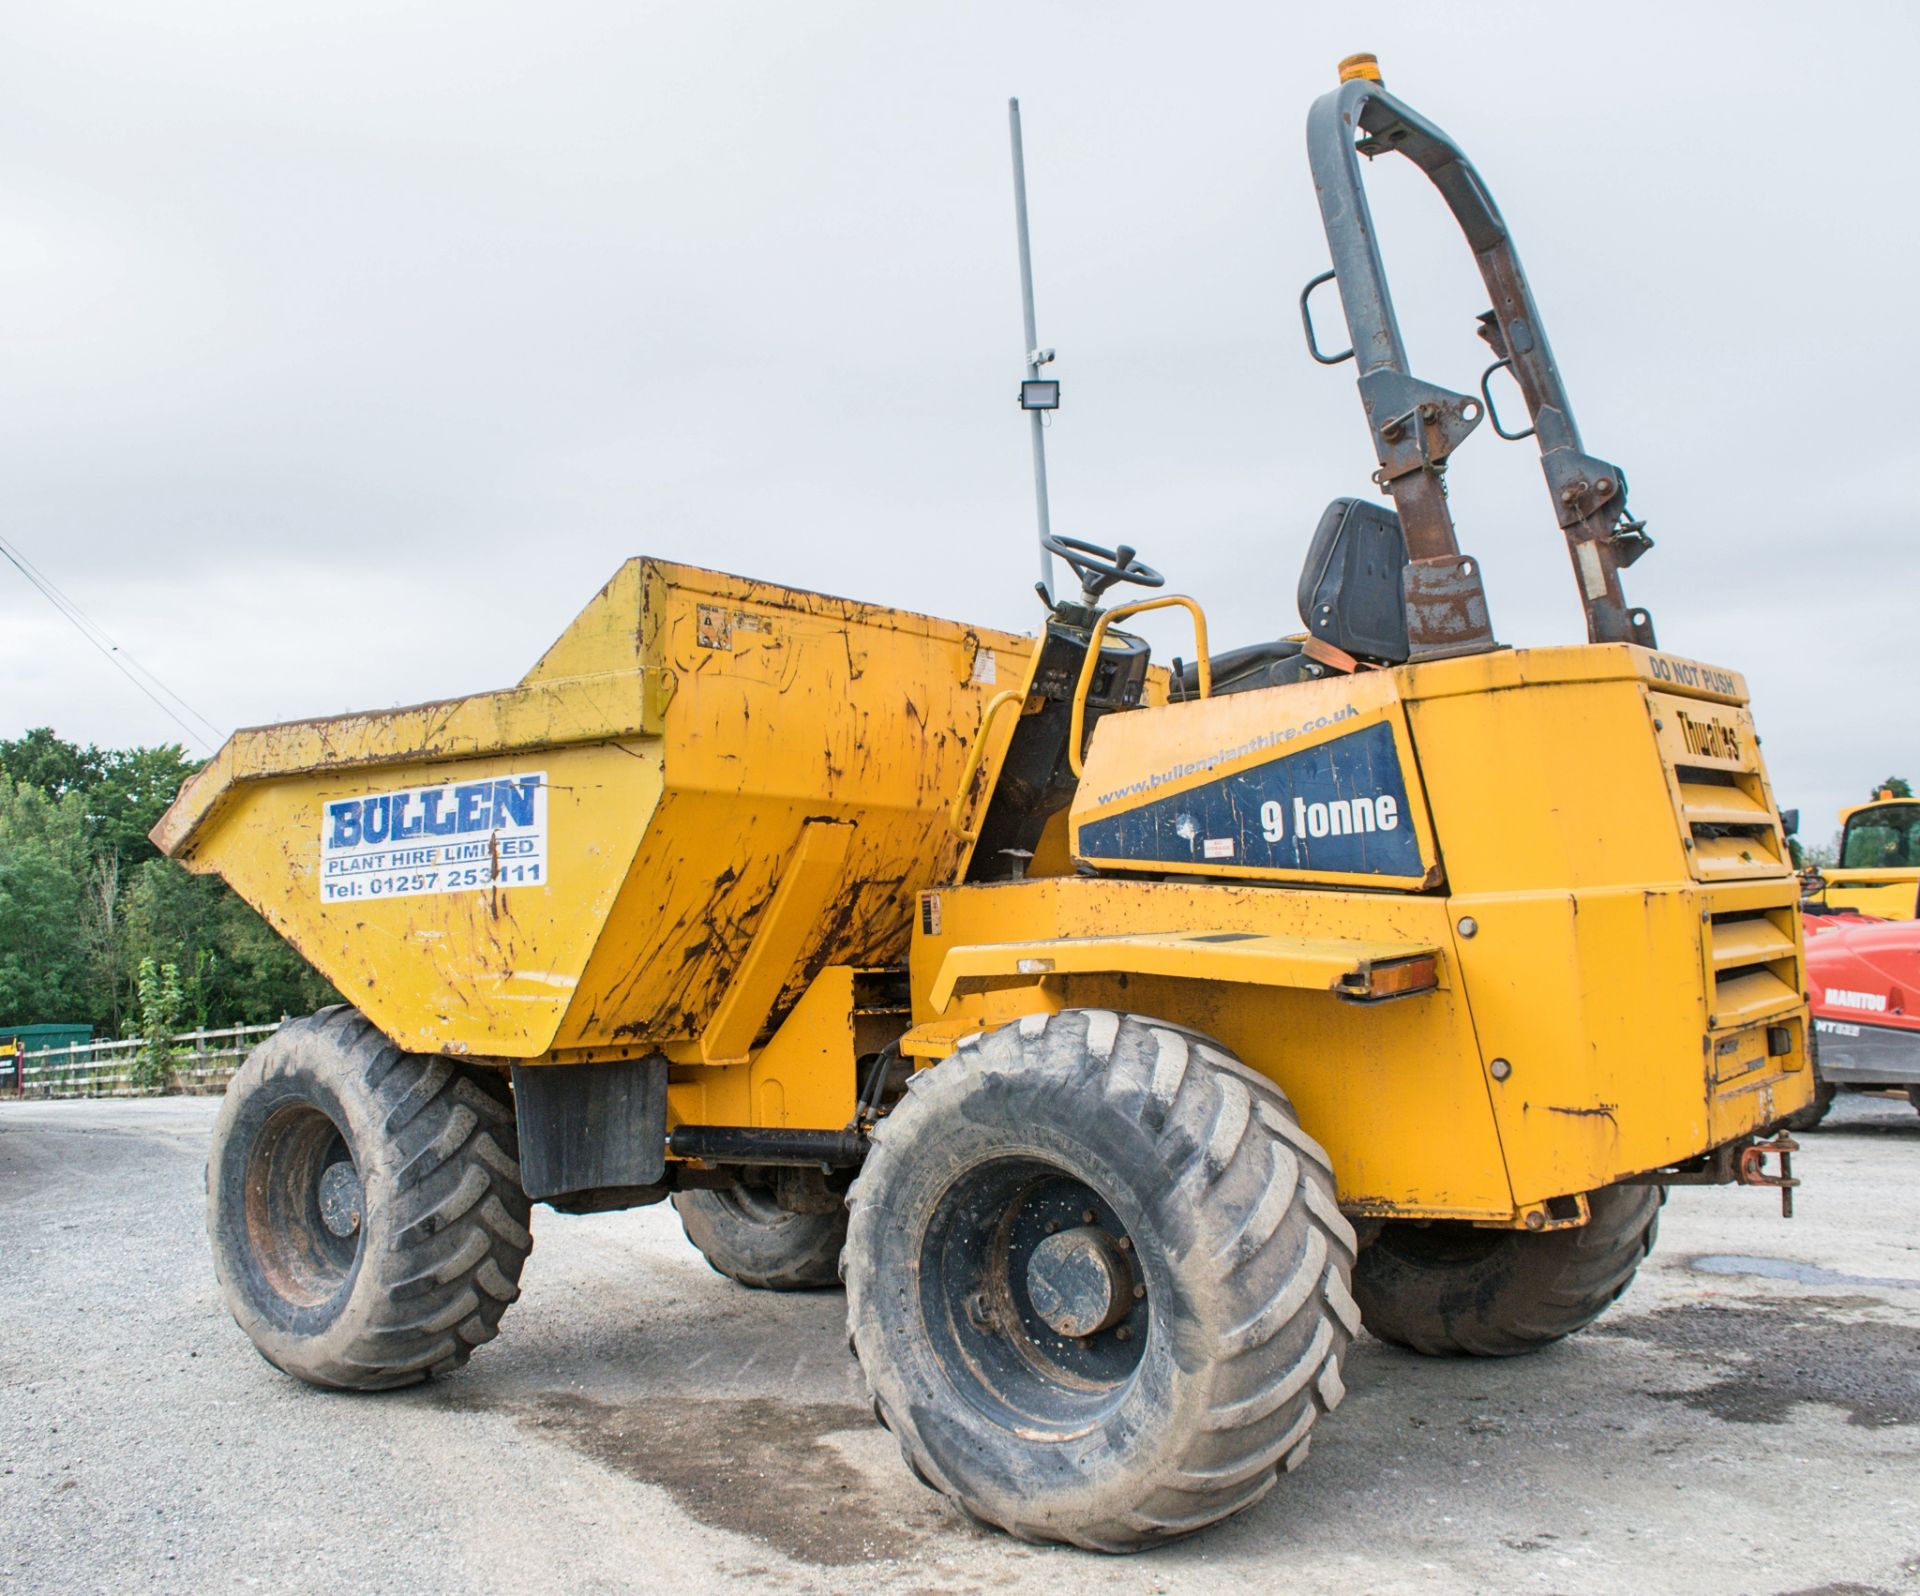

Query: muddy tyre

[844,1010,1358,1552]
[1352,1183,1662,1358]
[672,1185,847,1290]
[207,1006,533,1390]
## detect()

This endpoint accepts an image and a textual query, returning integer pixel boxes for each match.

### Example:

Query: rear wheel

[1780,1075,1836,1133]
[1351,1183,1661,1358]
[844,1010,1357,1551]
[207,1006,533,1390]
[672,1183,847,1290]
[1908,1086,1920,1116]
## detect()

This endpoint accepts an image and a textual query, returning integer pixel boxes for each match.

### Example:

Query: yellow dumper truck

[1802,787,1920,918]
[157,58,1810,1551]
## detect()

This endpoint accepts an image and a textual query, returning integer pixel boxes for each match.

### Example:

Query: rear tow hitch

[1737,1134,1800,1217]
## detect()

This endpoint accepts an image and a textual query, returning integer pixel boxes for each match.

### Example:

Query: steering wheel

[1043,534,1166,604]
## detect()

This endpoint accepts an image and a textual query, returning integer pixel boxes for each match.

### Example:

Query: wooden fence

[10,1022,283,1099]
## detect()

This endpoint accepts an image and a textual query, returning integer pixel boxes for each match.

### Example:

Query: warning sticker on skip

[321,772,547,902]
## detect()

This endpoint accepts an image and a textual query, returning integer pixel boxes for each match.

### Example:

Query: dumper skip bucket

[155,560,1031,1061]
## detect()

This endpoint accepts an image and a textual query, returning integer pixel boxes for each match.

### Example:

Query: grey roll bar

[1302,63,1655,650]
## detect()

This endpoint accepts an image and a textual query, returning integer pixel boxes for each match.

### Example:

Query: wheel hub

[1025,1225,1131,1338]
[318,1160,364,1238]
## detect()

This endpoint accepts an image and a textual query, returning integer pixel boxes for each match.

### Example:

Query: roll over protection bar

[1302,67,1656,650]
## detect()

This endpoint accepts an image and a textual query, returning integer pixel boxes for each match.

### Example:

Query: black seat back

[1297,497,1410,663]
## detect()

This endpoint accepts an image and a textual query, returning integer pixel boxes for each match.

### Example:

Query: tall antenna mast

[1009,98,1060,605]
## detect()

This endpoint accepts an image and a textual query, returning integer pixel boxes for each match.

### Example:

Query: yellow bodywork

[157,560,1032,1133]
[155,563,1811,1225]
[903,641,1809,1220]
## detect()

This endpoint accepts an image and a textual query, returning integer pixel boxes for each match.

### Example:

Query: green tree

[1877,777,1912,799]
[0,728,337,1033]
[133,956,185,1088]
[124,856,336,1026]
[0,729,193,868]
[0,727,104,797]
[87,744,198,870]
[185,948,218,1033]
[0,780,94,1023]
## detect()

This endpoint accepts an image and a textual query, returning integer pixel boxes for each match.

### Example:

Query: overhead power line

[0,529,225,754]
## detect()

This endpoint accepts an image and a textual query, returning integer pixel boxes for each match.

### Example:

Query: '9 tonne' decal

[1077,723,1419,877]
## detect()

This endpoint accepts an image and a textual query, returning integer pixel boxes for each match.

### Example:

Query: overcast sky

[2,2,1913,838]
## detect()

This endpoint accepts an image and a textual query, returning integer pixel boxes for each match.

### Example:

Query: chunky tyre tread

[845,1009,1356,1551]
[1352,1183,1662,1358]
[672,1187,848,1291]
[209,1006,533,1391]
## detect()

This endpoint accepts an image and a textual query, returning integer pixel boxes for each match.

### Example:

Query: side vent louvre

[1705,905,1800,1030]
[1675,763,1786,881]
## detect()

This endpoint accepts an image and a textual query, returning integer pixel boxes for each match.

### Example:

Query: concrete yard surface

[1,1093,1917,1596]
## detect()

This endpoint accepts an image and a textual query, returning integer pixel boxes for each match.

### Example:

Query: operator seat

[1172,497,1410,699]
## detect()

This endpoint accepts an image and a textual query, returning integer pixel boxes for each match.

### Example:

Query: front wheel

[1351,1183,1662,1358]
[844,1010,1358,1552]
[207,1007,533,1390]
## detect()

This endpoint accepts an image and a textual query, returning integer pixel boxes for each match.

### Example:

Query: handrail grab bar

[948,689,1030,842]
[1067,596,1211,778]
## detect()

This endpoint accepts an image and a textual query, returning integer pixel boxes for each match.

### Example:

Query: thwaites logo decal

[321,772,548,902]
[1077,721,1419,877]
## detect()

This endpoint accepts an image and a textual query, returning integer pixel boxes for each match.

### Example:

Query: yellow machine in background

[1804,789,1920,918]
[162,57,1809,1552]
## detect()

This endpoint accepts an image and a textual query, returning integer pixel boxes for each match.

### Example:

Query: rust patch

[1542,1103,1620,1124]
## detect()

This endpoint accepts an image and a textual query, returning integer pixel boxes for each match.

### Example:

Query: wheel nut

[1115,1326,1133,1342]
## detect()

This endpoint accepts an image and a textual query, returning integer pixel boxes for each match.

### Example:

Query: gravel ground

[1,1091,1917,1596]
